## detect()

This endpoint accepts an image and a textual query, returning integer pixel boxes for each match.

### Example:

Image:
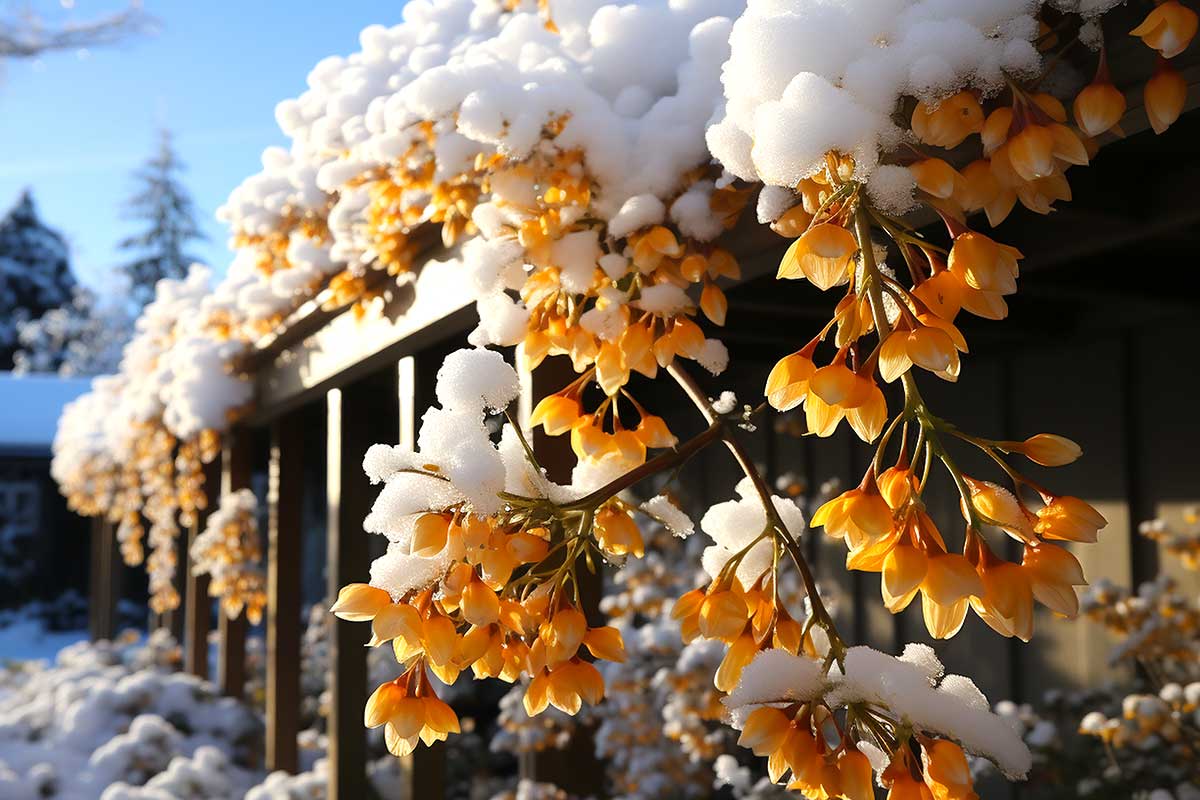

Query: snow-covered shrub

[0,633,260,799]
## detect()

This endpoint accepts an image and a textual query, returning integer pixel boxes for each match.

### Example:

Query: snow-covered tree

[0,189,76,369]
[0,2,152,59]
[13,283,133,376]
[118,130,206,307]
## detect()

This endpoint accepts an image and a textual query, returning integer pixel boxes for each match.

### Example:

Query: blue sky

[0,1,401,291]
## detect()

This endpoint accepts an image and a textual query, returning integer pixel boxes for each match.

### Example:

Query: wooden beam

[267,412,304,773]
[184,458,221,679]
[218,430,253,699]
[326,384,374,800]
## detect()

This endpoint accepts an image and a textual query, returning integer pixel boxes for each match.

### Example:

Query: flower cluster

[189,489,268,625]
[723,644,1029,800]
[46,1,1198,797]
[333,348,662,758]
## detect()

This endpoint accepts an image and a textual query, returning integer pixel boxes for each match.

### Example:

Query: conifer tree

[118,130,206,307]
[0,189,76,369]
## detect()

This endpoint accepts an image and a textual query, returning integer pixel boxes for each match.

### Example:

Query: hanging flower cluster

[189,489,268,624]
[48,0,1199,797]
[976,517,1200,799]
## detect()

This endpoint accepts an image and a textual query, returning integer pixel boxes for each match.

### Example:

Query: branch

[0,5,156,58]
[666,361,845,659]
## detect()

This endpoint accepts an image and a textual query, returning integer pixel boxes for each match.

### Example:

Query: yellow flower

[546,659,605,714]
[909,158,963,199]
[1131,1,1198,58]
[330,582,392,622]
[1022,543,1086,617]
[777,223,858,291]
[765,347,816,411]
[582,625,627,662]
[947,231,1022,296]
[1145,61,1188,134]
[737,706,793,757]
[911,91,984,148]
[1073,78,1126,137]
[1035,496,1107,543]
[1014,433,1082,466]
[594,507,645,558]
[922,739,978,800]
[529,394,582,436]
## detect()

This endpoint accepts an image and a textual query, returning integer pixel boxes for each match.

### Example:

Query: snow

[0,635,261,800]
[708,0,1046,186]
[700,477,805,589]
[640,495,695,538]
[723,649,827,709]
[0,616,85,663]
[0,373,90,454]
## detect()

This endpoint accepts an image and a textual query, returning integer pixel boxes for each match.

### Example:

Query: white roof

[0,372,92,454]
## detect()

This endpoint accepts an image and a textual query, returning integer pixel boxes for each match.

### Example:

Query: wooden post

[184,458,221,679]
[89,518,118,642]
[392,354,448,797]
[266,412,304,773]
[218,430,252,699]
[517,355,607,795]
[326,383,374,800]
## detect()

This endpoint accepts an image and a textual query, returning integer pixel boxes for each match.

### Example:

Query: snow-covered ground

[0,616,85,664]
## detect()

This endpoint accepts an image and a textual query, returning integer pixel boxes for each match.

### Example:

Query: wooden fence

[83,101,1200,798]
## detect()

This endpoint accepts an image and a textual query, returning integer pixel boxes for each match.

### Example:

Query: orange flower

[777,223,858,290]
[1022,543,1086,617]
[839,750,876,800]
[922,739,979,800]
[955,160,1016,227]
[911,91,984,148]
[879,315,965,383]
[912,268,964,322]
[546,658,605,714]
[699,589,749,641]
[1073,79,1126,137]
[812,483,894,549]
[1131,1,1198,58]
[671,587,705,642]
[368,602,423,648]
[909,158,963,199]
[634,413,677,449]
[700,281,728,325]
[529,394,581,436]
[330,582,392,622]
[1013,433,1082,466]
[921,551,984,639]
[963,478,1037,544]
[582,626,627,662]
[972,548,1034,642]
[411,513,452,556]
[1145,60,1188,134]
[594,507,645,557]
[772,204,814,237]
[364,680,407,729]
[715,630,758,691]
[765,346,816,411]
[882,543,927,612]
[947,231,1022,296]
[738,705,793,757]
[1035,496,1107,543]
